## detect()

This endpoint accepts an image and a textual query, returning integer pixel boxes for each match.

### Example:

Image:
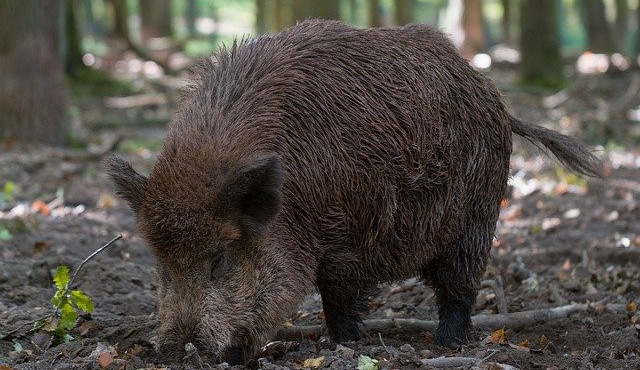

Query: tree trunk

[311,0,340,20]
[520,0,564,88]
[367,0,383,27]
[583,0,614,53]
[139,0,173,40]
[65,0,85,77]
[292,0,312,23]
[0,0,68,146]
[500,0,512,44]
[186,0,197,37]
[614,0,629,54]
[109,0,129,39]
[256,0,268,33]
[394,0,413,26]
[460,0,484,59]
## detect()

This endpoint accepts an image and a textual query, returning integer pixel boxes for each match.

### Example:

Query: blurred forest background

[1,0,639,148]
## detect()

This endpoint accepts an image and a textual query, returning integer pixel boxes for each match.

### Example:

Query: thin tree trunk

[583,0,614,53]
[520,0,564,88]
[368,0,383,27]
[0,0,68,146]
[614,0,629,54]
[394,0,413,26]
[501,0,511,44]
[186,0,197,37]
[461,0,485,59]
[139,0,173,40]
[311,0,340,20]
[292,0,312,23]
[65,0,85,77]
[256,0,268,33]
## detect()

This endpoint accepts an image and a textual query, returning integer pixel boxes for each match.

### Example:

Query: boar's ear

[103,154,148,214]
[226,154,284,235]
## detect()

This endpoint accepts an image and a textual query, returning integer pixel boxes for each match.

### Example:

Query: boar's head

[105,152,299,365]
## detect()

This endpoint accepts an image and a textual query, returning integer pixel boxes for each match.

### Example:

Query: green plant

[0,181,16,207]
[43,266,94,343]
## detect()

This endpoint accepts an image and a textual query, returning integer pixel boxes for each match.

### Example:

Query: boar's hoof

[433,324,470,347]
[220,346,244,366]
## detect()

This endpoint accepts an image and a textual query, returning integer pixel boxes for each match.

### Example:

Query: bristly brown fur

[105,19,602,365]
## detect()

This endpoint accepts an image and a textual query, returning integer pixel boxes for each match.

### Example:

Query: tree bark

[520,0,564,88]
[460,0,485,59]
[0,0,68,146]
[394,0,413,26]
[583,0,614,53]
[139,0,173,40]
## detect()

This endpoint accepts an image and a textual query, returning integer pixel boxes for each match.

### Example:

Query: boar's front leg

[317,280,373,342]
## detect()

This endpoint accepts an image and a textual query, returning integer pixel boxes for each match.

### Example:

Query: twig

[481,279,508,314]
[378,332,389,356]
[53,234,123,317]
[275,301,627,341]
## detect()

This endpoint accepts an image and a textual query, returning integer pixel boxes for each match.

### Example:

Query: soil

[1,69,639,370]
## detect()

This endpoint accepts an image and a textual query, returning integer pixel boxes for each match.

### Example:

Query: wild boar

[106,19,602,365]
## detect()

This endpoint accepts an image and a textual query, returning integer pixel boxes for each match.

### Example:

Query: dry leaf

[0,365,15,370]
[500,199,509,208]
[302,356,325,368]
[78,321,103,336]
[561,259,571,271]
[98,352,114,368]
[519,339,530,348]
[627,301,638,313]
[97,194,116,209]
[538,334,550,349]
[32,241,51,254]
[32,200,50,216]
[490,328,506,344]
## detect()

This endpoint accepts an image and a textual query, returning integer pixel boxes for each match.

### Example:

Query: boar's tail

[510,116,603,177]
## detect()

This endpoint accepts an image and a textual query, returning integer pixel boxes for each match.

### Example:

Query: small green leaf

[3,181,16,201]
[357,355,380,370]
[59,302,77,330]
[71,290,94,313]
[53,265,70,290]
[61,333,74,343]
[12,339,23,352]
[0,227,11,241]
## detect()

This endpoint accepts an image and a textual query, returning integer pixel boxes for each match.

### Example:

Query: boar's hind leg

[423,230,491,346]
[317,281,373,342]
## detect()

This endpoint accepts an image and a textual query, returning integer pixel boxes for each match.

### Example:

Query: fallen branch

[275,301,627,341]
[420,356,518,369]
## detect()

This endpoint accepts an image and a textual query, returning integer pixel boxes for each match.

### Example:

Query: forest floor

[0,68,639,370]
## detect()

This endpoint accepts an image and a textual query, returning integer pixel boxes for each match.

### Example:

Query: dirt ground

[0,70,639,369]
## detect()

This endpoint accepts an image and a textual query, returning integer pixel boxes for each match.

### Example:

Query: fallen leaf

[538,334,550,349]
[500,199,509,208]
[519,339,530,348]
[32,200,50,216]
[32,241,51,254]
[302,356,325,368]
[97,194,116,209]
[627,301,638,313]
[561,258,572,271]
[0,365,15,370]
[78,321,103,336]
[490,328,506,344]
[357,355,380,370]
[98,352,114,368]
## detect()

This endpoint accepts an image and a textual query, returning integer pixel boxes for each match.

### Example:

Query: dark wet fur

[105,19,602,364]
